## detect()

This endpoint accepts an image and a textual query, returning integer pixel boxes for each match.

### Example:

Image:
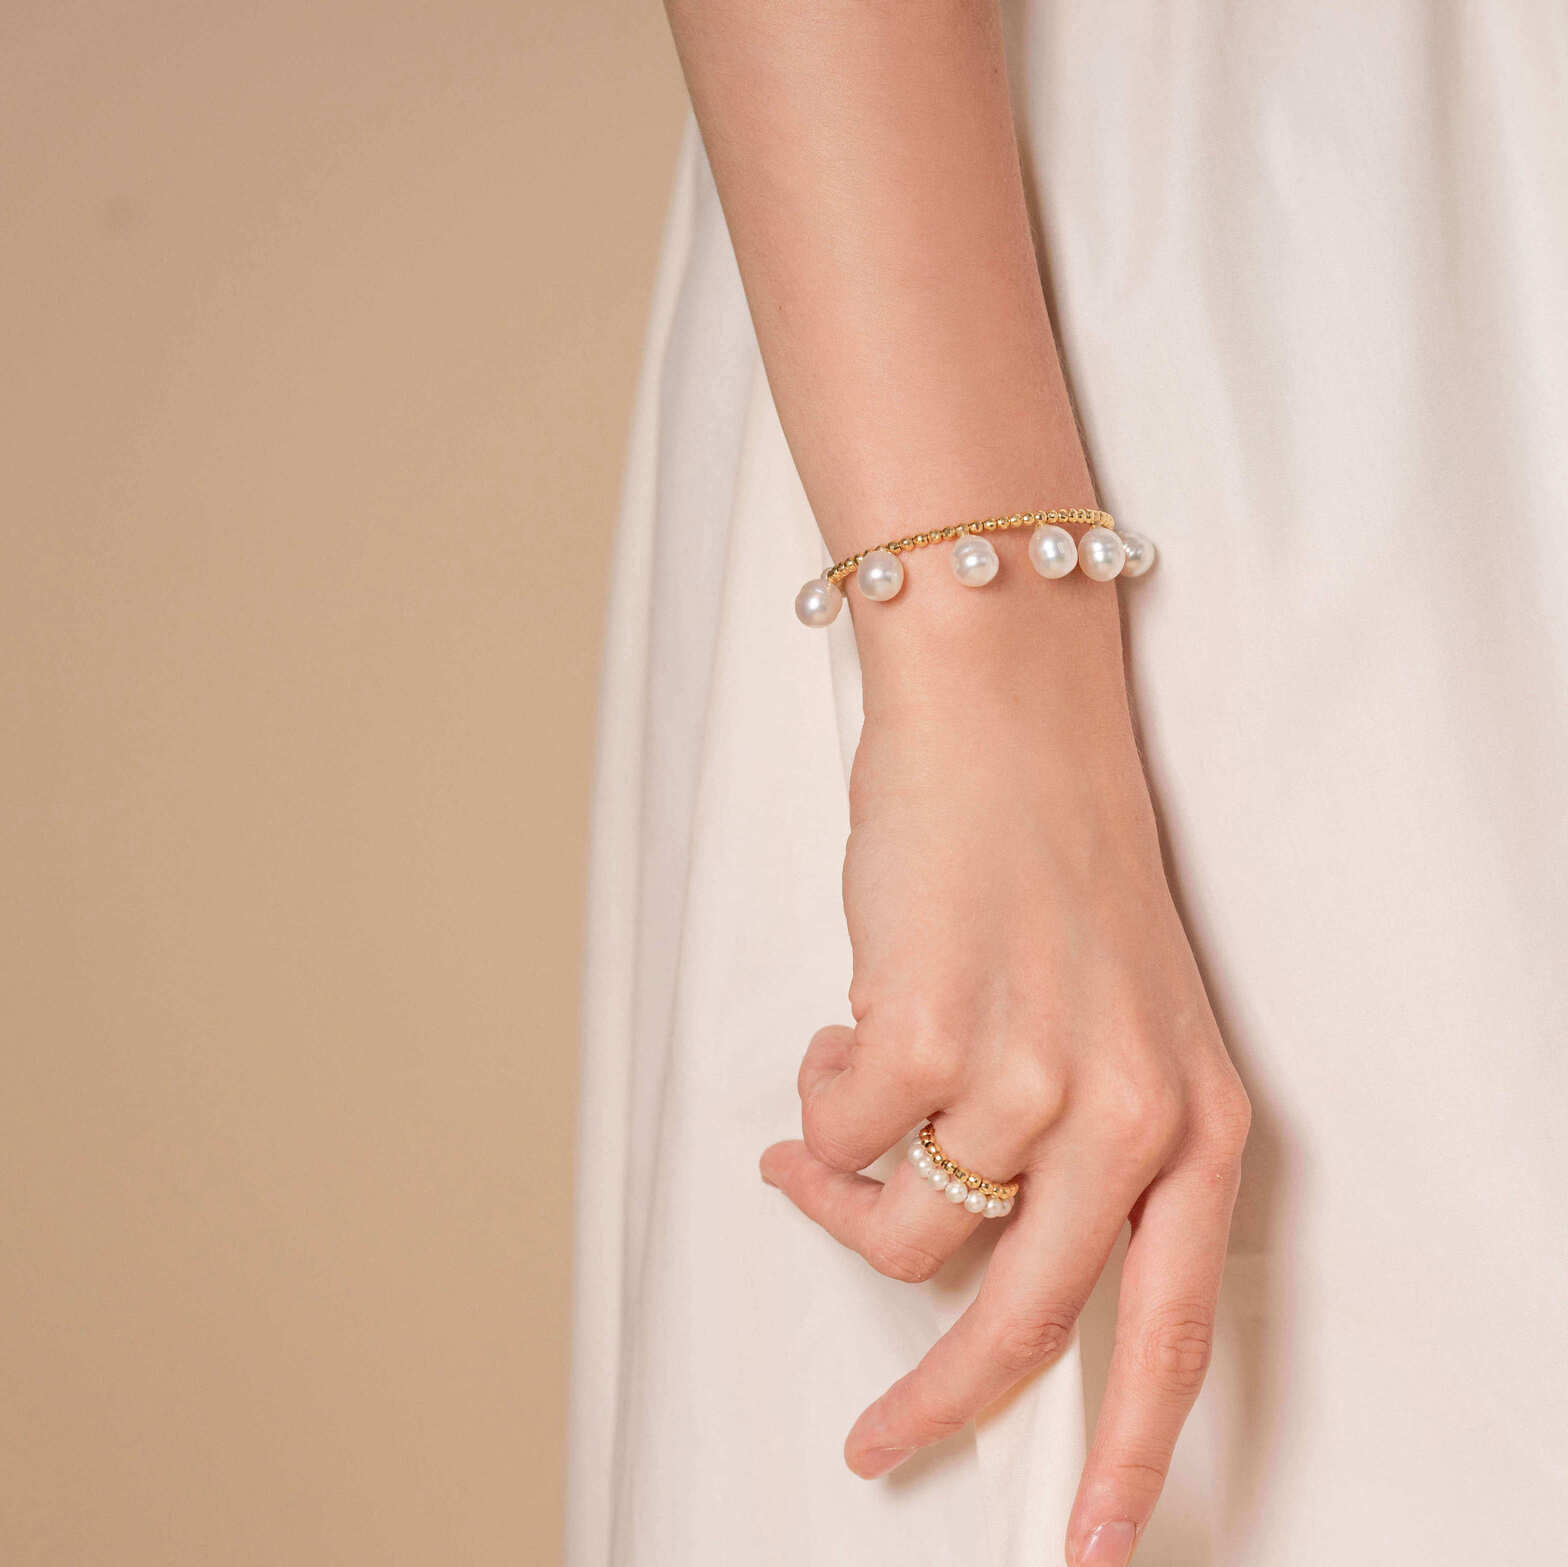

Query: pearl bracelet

[794,508,1156,627]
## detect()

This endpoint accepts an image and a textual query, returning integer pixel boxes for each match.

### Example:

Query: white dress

[568,6,1568,1563]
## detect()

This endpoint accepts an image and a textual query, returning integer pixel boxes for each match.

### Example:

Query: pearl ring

[907,1123,1018,1218]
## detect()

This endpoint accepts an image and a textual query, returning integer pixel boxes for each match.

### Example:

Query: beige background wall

[1,4,685,1561]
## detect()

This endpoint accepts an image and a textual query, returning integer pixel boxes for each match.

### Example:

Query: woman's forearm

[665,0,1129,739]
[667,0,1091,543]
[670,11,1250,1561]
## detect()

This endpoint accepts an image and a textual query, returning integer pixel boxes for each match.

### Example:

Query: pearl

[1028,523,1078,579]
[1119,531,1157,577]
[964,1190,988,1214]
[998,1198,1014,1216]
[857,548,905,602]
[1078,527,1127,581]
[907,1142,928,1167]
[944,1179,969,1203]
[984,1197,1006,1219]
[928,1166,951,1188]
[950,532,1000,587]
[793,577,843,627]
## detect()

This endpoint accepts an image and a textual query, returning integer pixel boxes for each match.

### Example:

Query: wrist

[851,649,1159,867]
[850,527,1132,734]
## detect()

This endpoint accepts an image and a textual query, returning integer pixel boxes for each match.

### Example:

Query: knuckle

[803,1023,849,1063]
[799,1118,866,1173]
[1101,1453,1170,1503]
[1096,1072,1184,1167]
[857,1001,964,1095]
[990,1058,1070,1131]
[906,1390,969,1442]
[1138,1307,1215,1397]
[797,1028,843,1097]
[863,1231,945,1284]
[902,1034,964,1096]
[989,1307,1079,1377]
[1207,1077,1254,1146]
[1188,1074,1253,1175]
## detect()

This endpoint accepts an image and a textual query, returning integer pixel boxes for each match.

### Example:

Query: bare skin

[663,3,1251,1561]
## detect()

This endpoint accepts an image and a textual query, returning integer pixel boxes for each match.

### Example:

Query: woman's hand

[669,0,1246,1552]
[760,583,1250,1565]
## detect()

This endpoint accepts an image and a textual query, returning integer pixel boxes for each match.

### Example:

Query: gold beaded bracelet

[793,506,1155,627]
[825,507,1115,586]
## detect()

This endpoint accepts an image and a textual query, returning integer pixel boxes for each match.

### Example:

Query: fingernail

[852,1446,913,1479]
[1079,1521,1137,1566]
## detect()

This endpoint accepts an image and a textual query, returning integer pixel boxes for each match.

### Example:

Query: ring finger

[877,1105,1036,1249]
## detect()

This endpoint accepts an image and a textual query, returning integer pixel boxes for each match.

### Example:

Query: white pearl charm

[857,548,905,602]
[793,576,843,627]
[910,1137,1016,1217]
[1028,523,1078,579]
[950,532,1000,587]
[1077,527,1127,581]
[1119,531,1157,577]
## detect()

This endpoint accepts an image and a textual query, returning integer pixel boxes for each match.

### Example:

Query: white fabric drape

[570,7,1568,1562]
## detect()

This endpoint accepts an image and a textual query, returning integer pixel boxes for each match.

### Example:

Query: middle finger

[842,1142,1145,1476]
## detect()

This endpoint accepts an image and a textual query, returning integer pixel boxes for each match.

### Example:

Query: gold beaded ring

[825,508,1115,587]
[909,1122,1020,1219]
